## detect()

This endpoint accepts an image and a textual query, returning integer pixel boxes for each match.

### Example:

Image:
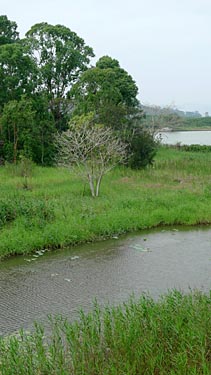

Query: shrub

[0,199,16,228]
[127,131,157,169]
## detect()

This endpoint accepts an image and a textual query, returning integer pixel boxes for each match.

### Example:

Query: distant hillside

[141,105,211,131]
[172,116,211,130]
[141,105,202,118]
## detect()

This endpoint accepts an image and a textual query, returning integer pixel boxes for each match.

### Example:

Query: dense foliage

[70,55,139,129]
[0,15,19,45]
[71,55,157,169]
[0,15,158,169]
[127,129,157,168]
[0,16,94,164]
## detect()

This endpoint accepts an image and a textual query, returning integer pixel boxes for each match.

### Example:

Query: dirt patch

[117,177,136,184]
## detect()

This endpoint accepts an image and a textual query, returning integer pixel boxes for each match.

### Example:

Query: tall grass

[0,290,210,374]
[1,147,211,259]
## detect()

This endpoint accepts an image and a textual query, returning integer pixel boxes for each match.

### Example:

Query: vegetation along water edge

[1,146,211,260]
[0,290,210,374]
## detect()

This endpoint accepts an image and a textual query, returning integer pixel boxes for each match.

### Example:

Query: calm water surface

[160,130,211,145]
[0,227,210,336]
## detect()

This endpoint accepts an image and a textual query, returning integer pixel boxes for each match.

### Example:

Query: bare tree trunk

[96,174,103,197]
[88,175,95,197]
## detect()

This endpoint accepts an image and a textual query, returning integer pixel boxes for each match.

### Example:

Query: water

[160,130,211,145]
[0,227,210,336]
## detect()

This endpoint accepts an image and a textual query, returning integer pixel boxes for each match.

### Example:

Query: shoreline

[2,220,211,263]
[160,128,211,132]
[1,146,211,261]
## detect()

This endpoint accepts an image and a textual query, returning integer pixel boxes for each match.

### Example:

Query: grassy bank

[0,290,210,374]
[1,146,211,259]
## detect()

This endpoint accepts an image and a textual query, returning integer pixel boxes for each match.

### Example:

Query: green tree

[0,95,57,165]
[95,56,139,108]
[71,56,157,169]
[25,22,94,131]
[127,129,157,169]
[30,94,56,165]
[0,15,19,46]
[70,55,139,131]
[0,43,37,111]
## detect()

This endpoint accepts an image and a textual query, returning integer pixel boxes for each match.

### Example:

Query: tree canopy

[70,55,139,130]
[25,22,94,98]
[0,16,157,170]
[0,43,37,110]
[0,15,19,46]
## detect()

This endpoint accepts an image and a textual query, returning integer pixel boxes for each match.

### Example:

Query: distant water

[159,130,211,145]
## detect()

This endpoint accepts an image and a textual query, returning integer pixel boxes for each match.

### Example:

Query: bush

[127,131,157,169]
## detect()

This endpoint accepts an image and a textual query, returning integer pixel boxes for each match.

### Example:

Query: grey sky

[1,0,211,114]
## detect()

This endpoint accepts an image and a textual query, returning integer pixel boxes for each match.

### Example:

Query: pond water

[159,130,211,145]
[0,227,210,336]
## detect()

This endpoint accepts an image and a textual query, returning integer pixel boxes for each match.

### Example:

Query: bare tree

[56,118,127,197]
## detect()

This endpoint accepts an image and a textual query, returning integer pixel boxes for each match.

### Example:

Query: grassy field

[1,146,211,259]
[0,290,210,374]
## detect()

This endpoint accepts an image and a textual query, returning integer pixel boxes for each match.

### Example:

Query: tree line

[0,15,157,169]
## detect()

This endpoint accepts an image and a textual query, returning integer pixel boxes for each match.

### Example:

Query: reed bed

[0,290,210,375]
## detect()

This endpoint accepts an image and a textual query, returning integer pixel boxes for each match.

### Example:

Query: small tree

[127,129,157,169]
[56,114,127,197]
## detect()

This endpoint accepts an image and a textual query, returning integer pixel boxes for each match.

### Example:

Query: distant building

[185,111,201,118]
[142,105,202,118]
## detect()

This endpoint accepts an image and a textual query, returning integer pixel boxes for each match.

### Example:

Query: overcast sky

[1,0,211,114]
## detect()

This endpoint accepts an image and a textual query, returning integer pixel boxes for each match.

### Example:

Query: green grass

[1,146,211,259]
[0,290,210,374]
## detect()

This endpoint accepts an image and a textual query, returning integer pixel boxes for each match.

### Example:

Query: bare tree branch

[55,121,127,197]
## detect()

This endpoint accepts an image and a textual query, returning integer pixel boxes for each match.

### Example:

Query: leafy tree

[95,56,139,108]
[56,113,127,197]
[30,94,56,165]
[0,43,37,111]
[0,15,19,46]
[0,95,56,165]
[71,56,157,169]
[25,22,94,130]
[70,55,139,131]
